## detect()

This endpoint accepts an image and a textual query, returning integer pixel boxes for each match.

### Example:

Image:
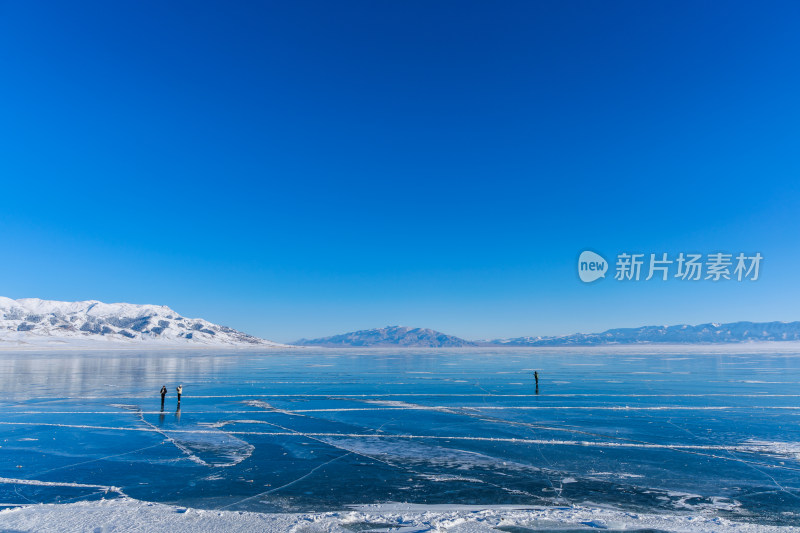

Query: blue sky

[2,1,799,343]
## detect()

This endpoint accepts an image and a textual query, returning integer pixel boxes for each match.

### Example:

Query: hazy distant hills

[488,322,800,346]
[297,321,800,347]
[295,326,476,347]
[488,321,800,345]
[0,297,282,349]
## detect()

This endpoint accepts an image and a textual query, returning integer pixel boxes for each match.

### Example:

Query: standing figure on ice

[534,371,539,386]
[176,384,183,404]
[160,385,167,409]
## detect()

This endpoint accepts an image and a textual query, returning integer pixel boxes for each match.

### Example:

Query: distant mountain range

[0,297,282,349]
[295,326,476,347]
[488,321,800,345]
[5,297,800,350]
[297,321,800,347]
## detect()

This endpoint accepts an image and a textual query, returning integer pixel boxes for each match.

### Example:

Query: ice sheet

[0,347,798,529]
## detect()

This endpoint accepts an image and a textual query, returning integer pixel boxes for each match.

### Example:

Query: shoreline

[0,342,299,352]
[3,340,800,354]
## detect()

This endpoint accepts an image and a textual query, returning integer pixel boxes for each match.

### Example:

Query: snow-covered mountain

[0,297,283,349]
[487,321,800,346]
[296,326,475,347]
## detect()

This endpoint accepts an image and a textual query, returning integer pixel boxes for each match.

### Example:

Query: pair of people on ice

[160,384,183,406]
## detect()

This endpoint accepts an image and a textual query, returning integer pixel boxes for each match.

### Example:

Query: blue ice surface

[0,347,798,526]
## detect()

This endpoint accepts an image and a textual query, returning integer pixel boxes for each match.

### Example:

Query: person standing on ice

[176,384,183,404]
[534,371,539,386]
[160,385,167,408]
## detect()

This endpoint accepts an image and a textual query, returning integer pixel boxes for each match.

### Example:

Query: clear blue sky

[2,1,799,343]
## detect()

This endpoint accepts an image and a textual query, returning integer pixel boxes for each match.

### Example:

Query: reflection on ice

[113,404,254,468]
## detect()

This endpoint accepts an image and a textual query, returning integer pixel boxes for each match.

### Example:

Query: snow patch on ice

[0,477,125,497]
[418,474,486,484]
[742,440,800,461]
[244,400,307,417]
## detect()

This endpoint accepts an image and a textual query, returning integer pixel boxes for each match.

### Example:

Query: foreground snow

[0,297,285,349]
[0,499,798,533]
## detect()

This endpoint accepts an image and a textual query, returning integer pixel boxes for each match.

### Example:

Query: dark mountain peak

[295,326,475,347]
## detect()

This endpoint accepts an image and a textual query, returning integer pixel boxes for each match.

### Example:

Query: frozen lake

[0,346,799,529]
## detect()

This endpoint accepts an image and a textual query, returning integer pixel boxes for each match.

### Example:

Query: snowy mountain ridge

[0,297,282,349]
